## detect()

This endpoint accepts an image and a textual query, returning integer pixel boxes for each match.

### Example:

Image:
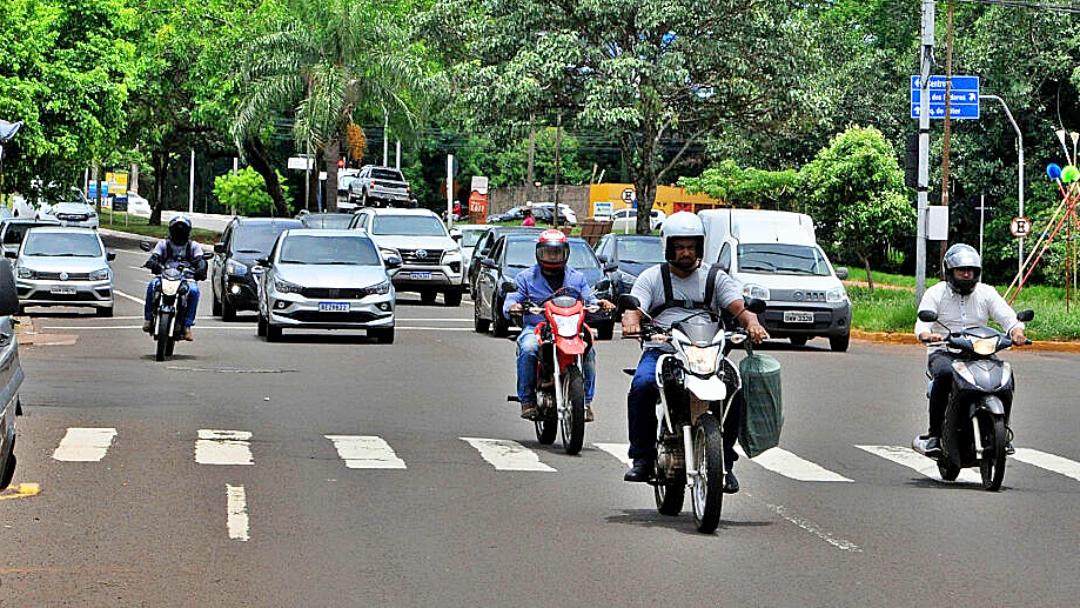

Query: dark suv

[211,217,302,320]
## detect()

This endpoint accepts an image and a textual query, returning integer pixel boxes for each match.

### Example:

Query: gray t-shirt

[630,263,743,329]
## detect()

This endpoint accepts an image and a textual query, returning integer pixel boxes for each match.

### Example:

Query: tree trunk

[307,156,320,211]
[324,139,340,212]
[149,151,167,226]
[862,256,874,292]
[624,128,659,236]
[242,138,290,217]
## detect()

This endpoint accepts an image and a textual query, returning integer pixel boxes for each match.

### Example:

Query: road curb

[852,329,1080,353]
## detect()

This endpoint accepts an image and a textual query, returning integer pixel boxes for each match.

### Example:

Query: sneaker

[182,327,194,342]
[142,320,152,333]
[912,434,941,455]
[584,405,594,423]
[624,459,653,483]
[1005,442,1016,456]
[723,470,740,494]
[520,402,537,419]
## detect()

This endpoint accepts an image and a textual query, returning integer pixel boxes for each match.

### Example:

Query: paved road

[3,251,1080,606]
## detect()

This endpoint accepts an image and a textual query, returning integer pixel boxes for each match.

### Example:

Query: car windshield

[278,235,381,265]
[233,223,298,253]
[301,214,353,229]
[371,215,446,236]
[618,239,664,264]
[569,241,599,270]
[737,243,831,276]
[370,169,404,181]
[23,232,102,257]
[504,239,598,270]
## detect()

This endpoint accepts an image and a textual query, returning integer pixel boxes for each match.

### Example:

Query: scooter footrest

[507,395,520,402]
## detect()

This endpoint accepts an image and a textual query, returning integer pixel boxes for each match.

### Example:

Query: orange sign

[468,191,488,223]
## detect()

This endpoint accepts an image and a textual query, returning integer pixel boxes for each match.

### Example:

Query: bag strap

[704,263,719,307]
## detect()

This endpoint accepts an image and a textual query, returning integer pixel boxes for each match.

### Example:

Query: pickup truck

[347,165,412,208]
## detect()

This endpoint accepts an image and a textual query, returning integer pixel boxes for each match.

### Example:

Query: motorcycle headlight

[685,344,722,375]
[743,283,770,300]
[826,286,848,303]
[227,260,249,276]
[972,336,998,356]
[16,266,35,280]
[366,279,391,296]
[553,313,582,338]
[161,278,181,296]
[273,278,303,294]
[89,268,110,281]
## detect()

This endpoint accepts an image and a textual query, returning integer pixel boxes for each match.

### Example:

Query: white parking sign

[1010,217,1031,238]
[621,188,635,203]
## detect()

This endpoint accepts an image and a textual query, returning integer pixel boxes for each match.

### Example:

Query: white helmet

[660,211,705,264]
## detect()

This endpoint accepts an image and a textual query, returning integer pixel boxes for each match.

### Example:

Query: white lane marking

[52,428,117,462]
[394,318,473,323]
[1012,448,1080,481]
[856,445,981,483]
[594,443,633,468]
[41,325,252,330]
[196,429,254,465]
[749,494,863,553]
[395,327,474,332]
[325,435,407,469]
[226,484,250,541]
[736,446,853,482]
[461,438,556,472]
[114,289,144,304]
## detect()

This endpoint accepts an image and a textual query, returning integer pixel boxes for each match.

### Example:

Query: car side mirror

[451,232,463,242]
[4,250,16,259]
[214,242,226,254]
[596,254,608,264]
[743,297,766,314]
[1016,309,1034,323]
[106,251,117,262]
[502,281,517,293]
[617,294,641,315]
[0,262,17,316]
[481,258,498,269]
[835,267,849,280]
[202,251,215,260]
[255,257,270,267]
[604,261,619,272]
[139,241,153,252]
[918,309,938,323]
[385,256,403,269]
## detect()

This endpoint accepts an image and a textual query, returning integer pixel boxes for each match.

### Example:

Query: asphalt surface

[2,244,1080,607]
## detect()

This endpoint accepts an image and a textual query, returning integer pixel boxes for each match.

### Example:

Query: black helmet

[168,215,192,245]
[942,243,981,295]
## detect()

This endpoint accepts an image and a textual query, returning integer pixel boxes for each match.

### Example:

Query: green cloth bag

[738,353,783,458]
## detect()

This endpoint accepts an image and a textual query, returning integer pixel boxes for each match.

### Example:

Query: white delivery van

[699,209,852,351]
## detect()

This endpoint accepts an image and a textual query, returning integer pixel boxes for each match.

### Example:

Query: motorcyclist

[621,211,769,490]
[913,243,1027,455]
[142,215,207,341]
[505,229,616,422]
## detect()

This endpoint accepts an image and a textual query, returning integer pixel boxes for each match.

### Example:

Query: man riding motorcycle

[913,243,1028,455]
[621,211,769,489]
[505,229,615,422]
[142,215,207,341]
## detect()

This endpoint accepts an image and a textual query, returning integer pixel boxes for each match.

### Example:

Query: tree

[214,167,290,216]
[799,126,914,290]
[679,160,798,210]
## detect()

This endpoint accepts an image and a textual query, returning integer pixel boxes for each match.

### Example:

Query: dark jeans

[627,347,742,469]
[926,350,955,437]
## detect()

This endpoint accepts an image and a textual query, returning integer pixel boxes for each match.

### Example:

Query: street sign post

[910,75,980,120]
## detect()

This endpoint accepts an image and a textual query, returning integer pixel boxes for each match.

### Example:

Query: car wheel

[473,297,490,333]
[96,306,113,318]
[829,332,850,352]
[420,289,438,305]
[361,192,369,208]
[257,312,267,337]
[222,295,236,322]
[212,287,223,316]
[492,297,510,338]
[443,288,462,307]
[789,335,808,347]
[265,323,282,342]
[371,327,394,344]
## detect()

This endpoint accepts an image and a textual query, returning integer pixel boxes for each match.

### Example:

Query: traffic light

[904,133,919,190]
[338,158,345,168]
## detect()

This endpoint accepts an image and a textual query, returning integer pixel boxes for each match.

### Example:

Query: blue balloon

[1048,163,1063,180]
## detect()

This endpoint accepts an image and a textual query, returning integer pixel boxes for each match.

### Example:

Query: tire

[980,414,1007,491]
[420,289,438,305]
[212,291,222,316]
[535,420,557,445]
[655,464,686,516]
[266,323,282,342]
[0,437,15,491]
[257,313,267,337]
[361,192,369,208]
[829,333,850,352]
[371,327,395,344]
[691,413,725,533]
[937,460,961,481]
[96,306,113,317]
[473,298,490,333]
[560,365,586,455]
[789,335,808,347]
[222,296,236,322]
[492,298,510,338]
[443,288,462,307]
[155,312,171,361]
[165,337,176,357]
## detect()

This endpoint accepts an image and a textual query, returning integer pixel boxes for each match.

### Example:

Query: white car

[610,207,665,232]
[10,226,115,316]
[115,192,153,217]
[38,202,99,229]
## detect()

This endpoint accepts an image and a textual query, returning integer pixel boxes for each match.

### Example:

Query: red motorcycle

[510,287,600,455]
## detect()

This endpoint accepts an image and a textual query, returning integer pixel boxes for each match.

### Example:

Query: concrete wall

[487,185,590,217]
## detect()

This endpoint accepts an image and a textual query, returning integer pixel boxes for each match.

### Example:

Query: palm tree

[231,0,421,211]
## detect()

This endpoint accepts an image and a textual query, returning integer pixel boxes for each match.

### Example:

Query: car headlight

[743,283,770,300]
[685,344,722,375]
[442,250,462,263]
[16,266,35,280]
[273,278,303,294]
[88,210,97,218]
[365,279,391,296]
[826,286,848,303]
[379,247,400,260]
[226,260,249,276]
[89,268,110,281]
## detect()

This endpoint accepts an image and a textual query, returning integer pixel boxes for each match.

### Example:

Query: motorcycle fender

[684,375,727,402]
[973,394,1006,417]
[557,337,587,357]
[159,304,177,314]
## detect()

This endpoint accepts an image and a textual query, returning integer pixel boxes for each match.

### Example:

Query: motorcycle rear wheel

[692,413,725,533]
[980,414,1007,491]
[937,460,961,481]
[155,312,171,362]
[655,464,686,516]
[559,365,585,455]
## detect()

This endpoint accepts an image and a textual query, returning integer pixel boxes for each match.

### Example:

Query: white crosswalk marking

[52,428,117,462]
[856,445,982,483]
[594,443,632,468]
[325,435,407,469]
[737,446,853,482]
[195,429,254,465]
[461,438,556,471]
[226,484,249,541]
[1011,448,1080,481]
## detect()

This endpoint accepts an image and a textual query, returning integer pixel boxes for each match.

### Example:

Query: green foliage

[213,167,290,216]
[679,160,798,210]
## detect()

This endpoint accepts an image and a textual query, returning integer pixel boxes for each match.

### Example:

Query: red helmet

[536,229,570,270]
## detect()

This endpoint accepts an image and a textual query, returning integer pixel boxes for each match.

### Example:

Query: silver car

[10,227,115,316]
[257,229,400,343]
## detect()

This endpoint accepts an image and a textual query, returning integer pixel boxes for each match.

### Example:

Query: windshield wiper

[279,260,308,265]
[235,249,263,254]
[739,263,776,272]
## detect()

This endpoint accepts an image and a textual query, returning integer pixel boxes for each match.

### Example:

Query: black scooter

[914,308,1034,491]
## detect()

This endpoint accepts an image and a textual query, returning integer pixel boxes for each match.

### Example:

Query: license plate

[410,272,432,280]
[318,302,350,313]
[50,287,77,295]
[783,311,814,324]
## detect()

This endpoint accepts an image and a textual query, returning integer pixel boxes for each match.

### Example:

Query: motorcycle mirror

[918,309,938,323]
[201,251,214,260]
[214,242,226,254]
[616,294,640,315]
[1017,309,1035,323]
[106,251,117,262]
[501,281,517,293]
[743,296,766,314]
[139,241,153,252]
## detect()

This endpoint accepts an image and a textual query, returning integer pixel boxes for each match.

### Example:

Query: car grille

[399,248,443,266]
[284,311,389,324]
[299,287,380,299]
[57,214,89,221]
[34,291,98,302]
[36,271,92,281]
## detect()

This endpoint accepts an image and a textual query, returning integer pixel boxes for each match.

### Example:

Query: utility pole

[916,0,935,303]
[526,114,536,187]
[939,0,955,266]
[553,112,562,229]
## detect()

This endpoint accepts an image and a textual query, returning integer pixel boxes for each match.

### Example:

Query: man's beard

[671,257,698,272]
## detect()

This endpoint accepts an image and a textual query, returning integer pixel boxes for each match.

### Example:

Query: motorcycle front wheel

[559,365,585,455]
[155,312,171,362]
[979,413,1007,491]
[654,465,686,516]
[534,420,556,445]
[691,413,725,533]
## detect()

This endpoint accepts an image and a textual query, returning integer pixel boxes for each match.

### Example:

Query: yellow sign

[105,172,128,196]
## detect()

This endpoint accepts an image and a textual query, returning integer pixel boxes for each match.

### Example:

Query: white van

[699,208,851,351]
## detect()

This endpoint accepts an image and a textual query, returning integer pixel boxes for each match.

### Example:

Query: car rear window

[461,230,486,248]
[301,214,354,229]
[233,222,300,253]
[370,169,404,181]
[371,215,446,237]
[278,235,381,266]
[23,232,102,257]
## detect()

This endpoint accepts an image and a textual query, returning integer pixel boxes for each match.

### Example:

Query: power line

[957,0,1080,13]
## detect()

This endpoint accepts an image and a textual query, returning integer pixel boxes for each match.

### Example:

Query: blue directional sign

[910,75,980,120]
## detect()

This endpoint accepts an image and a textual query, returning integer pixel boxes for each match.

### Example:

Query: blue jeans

[516,325,597,405]
[145,279,199,329]
[626,347,741,468]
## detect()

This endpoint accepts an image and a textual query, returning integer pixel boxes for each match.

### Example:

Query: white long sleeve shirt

[914,282,1024,353]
